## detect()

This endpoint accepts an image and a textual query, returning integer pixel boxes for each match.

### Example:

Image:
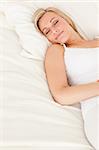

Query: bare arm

[54,83,98,105]
[81,39,99,48]
[86,39,99,47]
[44,44,99,105]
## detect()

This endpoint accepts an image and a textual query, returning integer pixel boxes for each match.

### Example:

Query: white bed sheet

[0,2,95,150]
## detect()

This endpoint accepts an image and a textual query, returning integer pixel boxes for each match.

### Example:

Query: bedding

[0,0,98,150]
[64,44,99,149]
[0,12,93,150]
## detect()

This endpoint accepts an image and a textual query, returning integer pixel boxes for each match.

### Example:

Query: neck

[66,31,85,47]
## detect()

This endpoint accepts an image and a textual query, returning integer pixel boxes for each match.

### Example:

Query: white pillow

[0,12,14,30]
[4,3,50,60]
[3,1,98,60]
[16,23,49,60]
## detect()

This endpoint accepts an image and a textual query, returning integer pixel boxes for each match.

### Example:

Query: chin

[59,39,67,44]
[58,36,68,44]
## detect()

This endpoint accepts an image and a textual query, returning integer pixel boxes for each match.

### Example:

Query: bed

[0,0,98,150]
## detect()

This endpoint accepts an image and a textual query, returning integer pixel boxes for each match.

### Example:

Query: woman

[33,7,99,149]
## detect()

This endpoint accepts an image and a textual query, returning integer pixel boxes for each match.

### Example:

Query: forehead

[39,11,60,30]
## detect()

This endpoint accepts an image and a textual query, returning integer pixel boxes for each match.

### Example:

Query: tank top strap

[62,44,67,52]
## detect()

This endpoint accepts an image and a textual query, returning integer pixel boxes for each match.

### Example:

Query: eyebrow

[42,17,55,33]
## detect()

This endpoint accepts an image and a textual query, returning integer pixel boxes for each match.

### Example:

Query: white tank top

[63,44,99,108]
[63,44,98,85]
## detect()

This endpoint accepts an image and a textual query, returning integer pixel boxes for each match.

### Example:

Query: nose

[51,27,58,34]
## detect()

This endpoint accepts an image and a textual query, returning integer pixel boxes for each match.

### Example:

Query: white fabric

[0,1,98,149]
[64,46,98,85]
[64,44,99,149]
[0,11,94,150]
[0,2,50,60]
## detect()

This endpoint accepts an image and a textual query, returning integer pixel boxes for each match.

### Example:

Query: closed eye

[45,29,50,35]
[53,20,59,25]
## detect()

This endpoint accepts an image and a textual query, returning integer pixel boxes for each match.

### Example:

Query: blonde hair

[33,7,85,40]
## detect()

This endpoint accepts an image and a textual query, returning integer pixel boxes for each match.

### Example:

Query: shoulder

[48,43,64,51]
[45,44,65,65]
[45,44,64,57]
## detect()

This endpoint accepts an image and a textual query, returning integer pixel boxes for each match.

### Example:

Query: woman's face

[38,11,73,44]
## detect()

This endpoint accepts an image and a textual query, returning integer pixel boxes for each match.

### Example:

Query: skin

[39,11,84,45]
[38,11,99,105]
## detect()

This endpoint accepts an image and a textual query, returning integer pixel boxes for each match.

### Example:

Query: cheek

[47,35,57,43]
[47,34,56,42]
[58,19,67,28]
[60,21,65,27]
[46,35,53,43]
[48,37,56,43]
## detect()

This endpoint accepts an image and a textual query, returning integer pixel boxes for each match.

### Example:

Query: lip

[56,31,64,40]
